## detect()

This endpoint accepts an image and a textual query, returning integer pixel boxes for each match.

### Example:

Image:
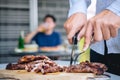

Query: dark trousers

[90,49,120,75]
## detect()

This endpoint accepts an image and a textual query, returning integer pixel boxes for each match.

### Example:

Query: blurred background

[0,0,96,63]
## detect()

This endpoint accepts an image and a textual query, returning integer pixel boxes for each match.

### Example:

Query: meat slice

[42,66,63,74]
[64,61,107,75]
[6,63,26,70]
[6,55,51,70]
[25,60,63,74]
[18,55,50,64]
[6,55,63,74]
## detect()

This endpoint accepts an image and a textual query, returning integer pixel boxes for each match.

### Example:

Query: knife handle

[72,32,79,45]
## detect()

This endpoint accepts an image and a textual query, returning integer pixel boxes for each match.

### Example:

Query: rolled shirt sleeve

[106,0,120,16]
[68,0,88,17]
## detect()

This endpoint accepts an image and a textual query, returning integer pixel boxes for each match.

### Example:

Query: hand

[64,12,87,44]
[84,10,120,51]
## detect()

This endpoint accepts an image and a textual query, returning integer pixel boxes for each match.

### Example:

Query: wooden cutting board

[0,70,95,80]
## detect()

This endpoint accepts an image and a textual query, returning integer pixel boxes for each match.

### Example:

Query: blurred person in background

[64,0,120,75]
[25,14,62,51]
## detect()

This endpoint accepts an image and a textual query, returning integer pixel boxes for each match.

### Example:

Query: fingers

[64,10,120,46]
[109,25,118,38]
[101,23,110,40]
[93,21,103,42]
[64,18,72,35]
[83,21,93,51]
[83,19,118,52]
[77,24,87,41]
[68,24,84,42]
[64,13,87,44]
[64,18,73,44]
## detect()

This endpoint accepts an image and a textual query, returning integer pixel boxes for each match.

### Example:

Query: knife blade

[70,33,78,65]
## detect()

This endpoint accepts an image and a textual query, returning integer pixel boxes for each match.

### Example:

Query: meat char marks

[64,61,107,75]
[6,55,107,75]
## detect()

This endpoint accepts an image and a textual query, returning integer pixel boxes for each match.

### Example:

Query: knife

[70,33,78,65]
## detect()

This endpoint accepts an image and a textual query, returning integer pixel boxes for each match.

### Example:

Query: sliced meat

[18,55,50,64]
[6,55,107,75]
[64,61,107,75]
[25,59,63,74]
[6,63,26,70]
[18,55,36,64]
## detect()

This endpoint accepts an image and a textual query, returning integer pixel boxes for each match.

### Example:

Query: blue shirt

[32,31,61,47]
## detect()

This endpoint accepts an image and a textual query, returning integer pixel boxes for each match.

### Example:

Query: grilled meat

[25,60,63,74]
[64,61,107,75]
[18,55,50,64]
[6,63,26,70]
[6,55,63,74]
[6,55,107,75]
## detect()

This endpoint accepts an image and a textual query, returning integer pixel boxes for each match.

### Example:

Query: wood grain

[0,70,95,80]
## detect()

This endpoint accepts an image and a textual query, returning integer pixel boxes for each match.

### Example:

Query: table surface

[0,61,120,80]
[0,51,78,57]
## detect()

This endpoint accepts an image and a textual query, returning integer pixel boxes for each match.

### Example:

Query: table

[0,61,120,80]
[0,51,76,57]
[0,51,78,63]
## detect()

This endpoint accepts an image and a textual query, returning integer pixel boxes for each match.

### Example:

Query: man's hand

[64,12,87,44]
[84,10,120,51]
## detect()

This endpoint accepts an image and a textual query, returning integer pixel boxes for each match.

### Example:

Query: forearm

[25,30,38,43]
[106,0,120,16]
[68,0,91,17]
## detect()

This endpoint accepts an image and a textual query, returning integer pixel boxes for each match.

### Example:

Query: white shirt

[68,0,120,54]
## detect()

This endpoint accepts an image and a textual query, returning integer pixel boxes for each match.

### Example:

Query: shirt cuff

[106,0,120,16]
[68,0,87,17]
